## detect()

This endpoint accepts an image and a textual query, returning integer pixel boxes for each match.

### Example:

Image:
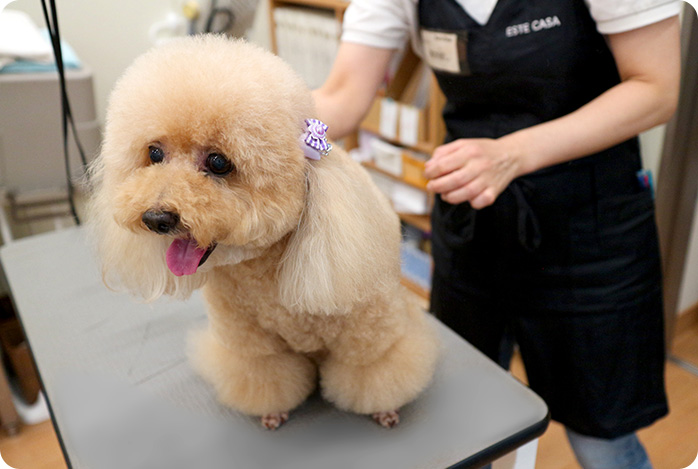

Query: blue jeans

[478,429,651,469]
[565,428,652,469]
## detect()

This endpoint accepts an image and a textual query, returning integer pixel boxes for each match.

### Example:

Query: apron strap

[435,179,542,252]
[509,179,542,252]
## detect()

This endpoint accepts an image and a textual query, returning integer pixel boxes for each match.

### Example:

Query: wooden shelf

[401,277,430,300]
[359,125,438,155]
[398,213,431,233]
[361,161,428,192]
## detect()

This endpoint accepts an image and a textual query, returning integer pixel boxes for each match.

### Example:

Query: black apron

[419,0,668,438]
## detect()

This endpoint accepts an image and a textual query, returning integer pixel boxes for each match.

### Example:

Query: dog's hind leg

[319,304,439,426]
[188,328,316,429]
[261,412,289,430]
[372,410,400,428]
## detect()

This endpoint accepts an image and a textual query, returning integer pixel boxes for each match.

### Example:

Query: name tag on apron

[420,29,470,75]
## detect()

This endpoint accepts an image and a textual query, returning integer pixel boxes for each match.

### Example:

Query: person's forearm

[312,87,374,140]
[503,16,680,178]
[503,75,679,177]
[312,43,395,140]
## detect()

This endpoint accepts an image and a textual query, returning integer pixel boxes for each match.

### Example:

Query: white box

[392,183,429,215]
[371,138,403,176]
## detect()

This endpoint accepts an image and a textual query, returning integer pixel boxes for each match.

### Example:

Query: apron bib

[418,0,661,314]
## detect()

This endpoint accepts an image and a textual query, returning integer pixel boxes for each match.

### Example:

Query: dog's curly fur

[88,35,439,428]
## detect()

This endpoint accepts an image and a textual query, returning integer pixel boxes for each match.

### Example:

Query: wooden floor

[1,323,697,468]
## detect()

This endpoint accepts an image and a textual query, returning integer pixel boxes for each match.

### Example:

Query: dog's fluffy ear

[277,149,402,314]
[86,157,207,301]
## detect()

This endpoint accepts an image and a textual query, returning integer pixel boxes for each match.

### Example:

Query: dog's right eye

[206,153,234,176]
[148,146,165,164]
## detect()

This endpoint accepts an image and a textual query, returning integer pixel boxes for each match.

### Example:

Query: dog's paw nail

[261,412,289,430]
[372,410,400,428]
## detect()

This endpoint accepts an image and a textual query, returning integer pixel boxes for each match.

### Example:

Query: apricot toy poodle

[88,35,439,430]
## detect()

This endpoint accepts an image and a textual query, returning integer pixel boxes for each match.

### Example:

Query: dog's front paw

[261,412,289,430]
[372,410,400,428]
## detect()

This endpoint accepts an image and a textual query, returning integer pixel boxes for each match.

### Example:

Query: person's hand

[424,138,521,208]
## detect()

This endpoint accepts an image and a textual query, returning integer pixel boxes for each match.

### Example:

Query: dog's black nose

[142,210,180,234]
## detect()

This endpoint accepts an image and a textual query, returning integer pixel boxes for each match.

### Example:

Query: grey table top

[0,227,548,469]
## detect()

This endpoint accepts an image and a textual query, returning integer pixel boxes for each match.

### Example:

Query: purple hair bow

[300,118,332,160]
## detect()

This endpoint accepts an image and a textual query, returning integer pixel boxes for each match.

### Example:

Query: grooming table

[0,228,548,469]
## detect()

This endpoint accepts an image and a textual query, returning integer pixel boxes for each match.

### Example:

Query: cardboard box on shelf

[402,151,429,189]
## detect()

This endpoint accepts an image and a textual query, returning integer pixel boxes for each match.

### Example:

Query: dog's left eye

[206,153,234,176]
[148,146,165,164]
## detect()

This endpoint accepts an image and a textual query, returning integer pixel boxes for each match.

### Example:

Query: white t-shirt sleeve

[341,0,413,49]
[586,0,683,34]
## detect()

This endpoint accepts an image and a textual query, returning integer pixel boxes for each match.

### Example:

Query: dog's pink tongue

[166,238,207,276]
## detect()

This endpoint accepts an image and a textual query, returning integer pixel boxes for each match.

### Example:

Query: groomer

[313,0,682,466]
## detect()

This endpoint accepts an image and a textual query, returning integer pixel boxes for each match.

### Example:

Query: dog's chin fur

[197,244,263,273]
[89,35,439,423]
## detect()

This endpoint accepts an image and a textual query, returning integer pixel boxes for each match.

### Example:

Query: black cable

[40,0,88,225]
[42,0,88,168]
